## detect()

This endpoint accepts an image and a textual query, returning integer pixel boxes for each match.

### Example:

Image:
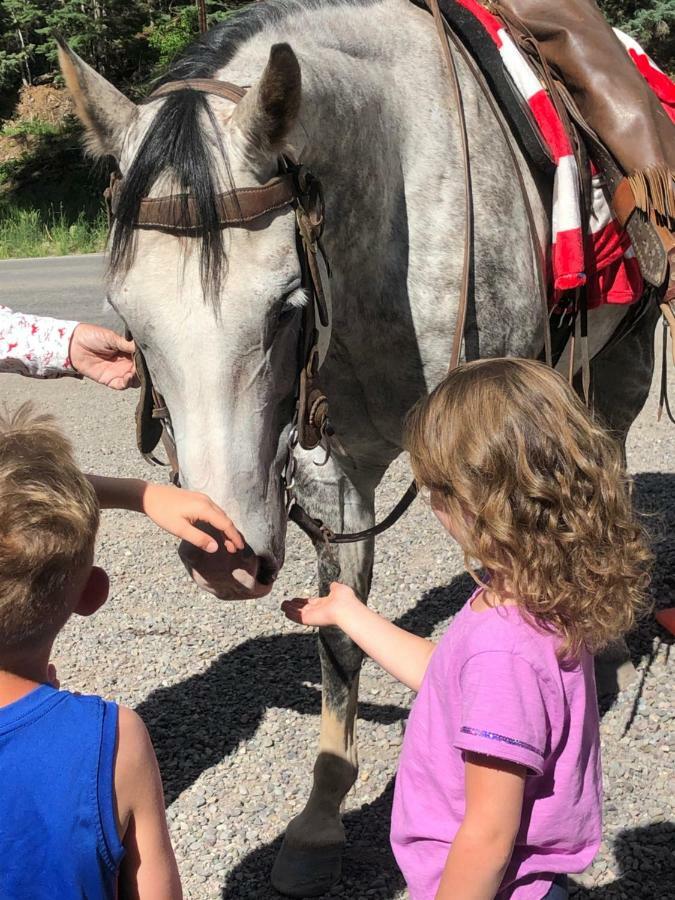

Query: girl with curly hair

[282,358,652,900]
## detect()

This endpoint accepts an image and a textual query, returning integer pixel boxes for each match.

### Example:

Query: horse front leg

[271,453,380,897]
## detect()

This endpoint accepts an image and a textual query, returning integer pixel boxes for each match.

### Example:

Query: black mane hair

[108,0,378,301]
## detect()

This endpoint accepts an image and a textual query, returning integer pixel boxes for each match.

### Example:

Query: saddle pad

[433,0,675,309]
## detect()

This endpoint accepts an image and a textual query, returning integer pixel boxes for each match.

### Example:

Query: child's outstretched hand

[282,582,360,628]
[142,483,245,554]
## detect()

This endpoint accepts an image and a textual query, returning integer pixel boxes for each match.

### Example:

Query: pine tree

[0,0,51,92]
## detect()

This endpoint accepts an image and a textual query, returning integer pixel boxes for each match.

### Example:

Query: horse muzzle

[178,522,279,600]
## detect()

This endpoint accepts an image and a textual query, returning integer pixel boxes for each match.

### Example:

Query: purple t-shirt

[391,587,602,900]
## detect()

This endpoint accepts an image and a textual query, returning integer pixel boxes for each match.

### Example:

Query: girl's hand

[282,582,360,628]
[142,483,245,554]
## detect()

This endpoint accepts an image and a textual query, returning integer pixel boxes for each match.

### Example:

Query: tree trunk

[14,25,32,87]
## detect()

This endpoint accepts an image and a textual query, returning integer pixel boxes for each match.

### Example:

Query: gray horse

[58,0,657,894]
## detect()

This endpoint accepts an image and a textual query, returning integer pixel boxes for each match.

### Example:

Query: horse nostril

[256,556,278,586]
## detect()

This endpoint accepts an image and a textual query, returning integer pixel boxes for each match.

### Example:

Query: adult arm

[435,753,526,900]
[87,475,244,554]
[0,306,135,387]
[115,707,182,900]
[0,304,79,378]
[282,583,436,692]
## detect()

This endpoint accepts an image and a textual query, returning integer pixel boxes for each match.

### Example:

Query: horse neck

[293,56,400,290]
[220,2,427,305]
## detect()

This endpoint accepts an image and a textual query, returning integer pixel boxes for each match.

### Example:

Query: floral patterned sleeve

[0,305,81,378]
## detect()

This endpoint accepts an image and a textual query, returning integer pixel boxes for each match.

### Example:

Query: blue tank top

[0,684,125,899]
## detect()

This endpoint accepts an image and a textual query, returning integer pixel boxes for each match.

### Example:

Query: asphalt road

[0,254,120,328]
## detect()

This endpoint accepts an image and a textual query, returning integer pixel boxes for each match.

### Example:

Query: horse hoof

[271,838,343,897]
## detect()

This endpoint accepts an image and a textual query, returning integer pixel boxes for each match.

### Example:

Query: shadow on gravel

[610,474,675,721]
[139,476,673,898]
[136,569,474,806]
[570,822,675,899]
[220,778,404,900]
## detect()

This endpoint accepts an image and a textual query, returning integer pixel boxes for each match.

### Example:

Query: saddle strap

[433,0,552,367]
[427,0,474,370]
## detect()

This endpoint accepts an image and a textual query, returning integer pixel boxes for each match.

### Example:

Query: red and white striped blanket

[456,0,675,309]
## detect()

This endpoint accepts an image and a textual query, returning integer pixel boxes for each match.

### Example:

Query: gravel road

[1,263,673,899]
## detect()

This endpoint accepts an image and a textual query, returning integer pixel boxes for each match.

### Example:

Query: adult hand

[281,582,360,628]
[142,483,245,554]
[69,323,137,389]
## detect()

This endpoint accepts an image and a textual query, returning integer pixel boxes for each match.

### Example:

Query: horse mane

[108,0,379,302]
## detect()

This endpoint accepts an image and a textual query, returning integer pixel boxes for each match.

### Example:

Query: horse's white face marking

[105,93,305,598]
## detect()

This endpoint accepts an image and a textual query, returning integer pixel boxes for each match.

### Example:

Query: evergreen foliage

[599,0,674,69]
[0,2,250,98]
[0,1,672,100]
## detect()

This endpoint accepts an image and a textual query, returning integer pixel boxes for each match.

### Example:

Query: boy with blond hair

[0,405,182,899]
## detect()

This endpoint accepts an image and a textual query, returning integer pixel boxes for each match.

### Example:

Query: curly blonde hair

[406,358,652,658]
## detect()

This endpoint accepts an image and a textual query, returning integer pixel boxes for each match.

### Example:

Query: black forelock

[108,90,228,304]
[108,0,380,302]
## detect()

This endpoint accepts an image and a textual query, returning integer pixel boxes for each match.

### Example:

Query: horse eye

[277,289,304,325]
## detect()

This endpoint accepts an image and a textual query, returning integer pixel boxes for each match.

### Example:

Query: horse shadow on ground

[569,822,675,900]
[218,819,675,899]
[136,569,473,807]
[136,472,674,898]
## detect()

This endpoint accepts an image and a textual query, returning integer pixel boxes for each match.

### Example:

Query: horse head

[58,38,307,600]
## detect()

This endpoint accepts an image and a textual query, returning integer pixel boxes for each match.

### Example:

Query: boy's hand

[281,582,360,628]
[142,483,245,554]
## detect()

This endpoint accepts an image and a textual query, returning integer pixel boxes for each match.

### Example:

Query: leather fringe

[627,166,675,227]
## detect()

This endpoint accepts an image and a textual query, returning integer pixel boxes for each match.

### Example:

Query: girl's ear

[74,566,110,617]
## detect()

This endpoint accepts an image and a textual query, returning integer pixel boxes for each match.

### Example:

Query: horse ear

[233,43,301,150]
[56,34,136,160]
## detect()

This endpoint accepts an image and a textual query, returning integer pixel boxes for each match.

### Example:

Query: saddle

[415,0,669,302]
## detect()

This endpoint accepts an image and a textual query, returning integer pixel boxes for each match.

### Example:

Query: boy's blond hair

[406,358,652,658]
[0,404,99,650]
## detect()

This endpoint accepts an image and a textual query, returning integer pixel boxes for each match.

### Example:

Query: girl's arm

[115,707,182,900]
[282,582,435,692]
[87,475,244,554]
[435,753,526,900]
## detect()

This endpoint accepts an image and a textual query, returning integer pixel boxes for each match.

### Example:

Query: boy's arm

[435,753,526,900]
[86,475,244,554]
[115,707,182,900]
[282,583,436,692]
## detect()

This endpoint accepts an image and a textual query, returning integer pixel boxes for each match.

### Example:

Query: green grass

[0,205,107,259]
[1,120,61,139]
[0,117,109,258]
